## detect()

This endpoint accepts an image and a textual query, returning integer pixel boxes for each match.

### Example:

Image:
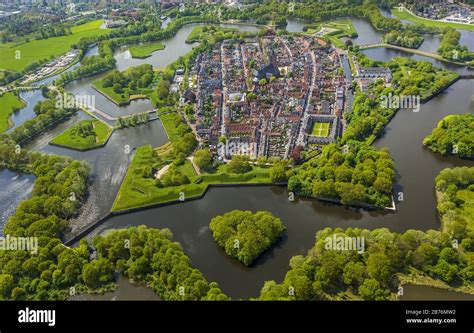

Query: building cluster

[410,1,473,24]
[188,34,350,160]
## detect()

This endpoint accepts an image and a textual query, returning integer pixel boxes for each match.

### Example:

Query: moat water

[2,18,474,300]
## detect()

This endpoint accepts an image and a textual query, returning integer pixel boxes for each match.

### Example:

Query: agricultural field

[0,92,26,133]
[0,19,108,72]
[49,119,113,151]
[392,7,474,32]
[129,42,165,59]
[311,121,330,137]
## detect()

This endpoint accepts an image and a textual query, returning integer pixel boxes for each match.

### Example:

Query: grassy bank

[129,41,165,59]
[392,7,474,32]
[92,79,130,105]
[0,92,27,133]
[0,19,108,72]
[50,119,113,151]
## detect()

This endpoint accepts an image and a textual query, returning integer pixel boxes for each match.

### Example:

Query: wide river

[2,18,474,300]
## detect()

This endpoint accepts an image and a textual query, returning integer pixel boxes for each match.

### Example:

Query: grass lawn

[129,42,165,59]
[0,19,108,72]
[311,122,330,137]
[50,119,113,151]
[0,92,26,133]
[111,145,272,212]
[391,7,474,32]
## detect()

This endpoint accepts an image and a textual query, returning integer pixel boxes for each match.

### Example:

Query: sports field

[311,122,330,137]
[0,19,108,72]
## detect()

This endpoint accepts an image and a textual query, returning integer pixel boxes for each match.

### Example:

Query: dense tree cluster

[194,149,214,172]
[168,113,198,157]
[438,28,474,63]
[56,45,116,86]
[435,167,474,233]
[382,30,424,49]
[423,114,474,159]
[156,165,191,188]
[0,134,228,299]
[288,142,395,207]
[270,160,291,183]
[209,210,286,266]
[0,13,68,41]
[388,57,458,98]
[259,223,474,300]
[0,139,89,237]
[92,226,229,300]
[0,137,96,300]
[8,96,78,144]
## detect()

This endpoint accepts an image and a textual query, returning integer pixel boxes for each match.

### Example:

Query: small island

[92,64,157,105]
[50,119,113,151]
[209,210,286,266]
[423,114,474,159]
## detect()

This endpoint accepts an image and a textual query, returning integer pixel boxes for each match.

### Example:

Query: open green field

[112,145,272,212]
[392,7,474,32]
[0,19,108,72]
[0,92,26,133]
[311,122,330,137]
[50,119,113,151]
[129,42,165,59]
[70,19,104,33]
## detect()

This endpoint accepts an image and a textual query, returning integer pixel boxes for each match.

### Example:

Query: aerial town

[184,34,350,160]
